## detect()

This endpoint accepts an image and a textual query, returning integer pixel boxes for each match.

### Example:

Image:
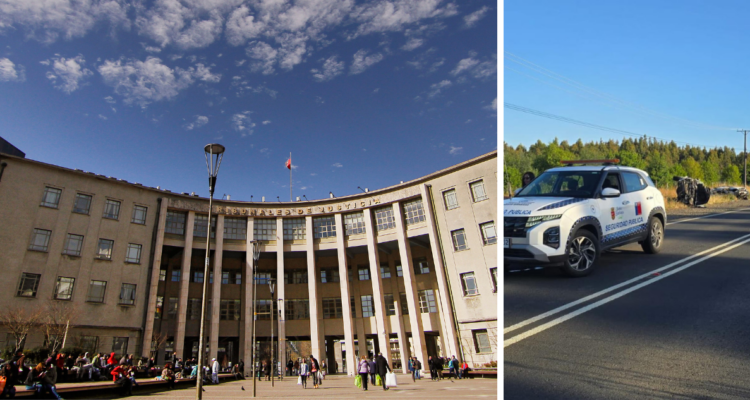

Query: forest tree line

[504,136,747,190]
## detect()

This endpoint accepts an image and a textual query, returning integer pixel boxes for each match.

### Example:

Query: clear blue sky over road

[0,0,497,201]
[505,0,750,152]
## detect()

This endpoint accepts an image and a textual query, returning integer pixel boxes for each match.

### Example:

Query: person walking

[375,352,391,391]
[263,360,271,381]
[428,356,436,381]
[286,359,293,377]
[449,356,458,379]
[211,358,219,384]
[298,357,309,389]
[309,355,320,389]
[368,356,377,386]
[357,356,370,391]
[414,357,422,380]
[435,357,444,380]
[293,359,300,376]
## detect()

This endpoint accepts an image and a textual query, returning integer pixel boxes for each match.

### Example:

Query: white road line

[505,235,750,347]
[665,207,750,226]
[504,232,750,335]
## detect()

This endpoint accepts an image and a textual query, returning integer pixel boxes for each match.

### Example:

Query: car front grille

[504,217,528,238]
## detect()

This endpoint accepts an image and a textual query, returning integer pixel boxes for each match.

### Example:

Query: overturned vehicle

[673,176,710,206]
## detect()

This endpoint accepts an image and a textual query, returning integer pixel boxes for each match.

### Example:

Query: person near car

[522,171,535,188]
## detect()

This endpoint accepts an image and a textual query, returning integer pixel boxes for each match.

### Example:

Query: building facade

[0,148,496,373]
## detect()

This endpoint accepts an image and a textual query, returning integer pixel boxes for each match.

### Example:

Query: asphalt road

[504,208,750,400]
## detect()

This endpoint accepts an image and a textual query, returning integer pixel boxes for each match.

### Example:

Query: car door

[621,171,650,228]
[600,172,640,245]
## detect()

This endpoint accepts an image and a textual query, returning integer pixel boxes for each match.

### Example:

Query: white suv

[504,164,666,277]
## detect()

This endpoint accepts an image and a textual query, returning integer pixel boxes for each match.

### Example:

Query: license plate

[504,238,511,248]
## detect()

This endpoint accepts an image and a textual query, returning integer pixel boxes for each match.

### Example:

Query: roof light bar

[561,159,620,166]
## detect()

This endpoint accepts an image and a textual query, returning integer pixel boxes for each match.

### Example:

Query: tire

[641,216,664,254]
[561,229,599,277]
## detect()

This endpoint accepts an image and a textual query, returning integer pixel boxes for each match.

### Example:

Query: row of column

[141,185,460,373]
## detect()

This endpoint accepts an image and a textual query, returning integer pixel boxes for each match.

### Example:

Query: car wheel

[561,230,599,277]
[641,217,664,254]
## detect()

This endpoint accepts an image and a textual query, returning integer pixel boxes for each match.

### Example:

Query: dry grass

[659,186,737,212]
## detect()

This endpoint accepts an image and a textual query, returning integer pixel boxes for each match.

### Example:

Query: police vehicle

[504,160,666,277]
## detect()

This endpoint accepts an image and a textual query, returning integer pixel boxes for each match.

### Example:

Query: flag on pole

[286,157,291,170]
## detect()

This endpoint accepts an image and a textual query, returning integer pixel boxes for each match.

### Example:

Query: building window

[443,189,459,210]
[28,229,52,252]
[348,266,355,282]
[351,297,356,318]
[361,295,374,317]
[234,272,242,285]
[358,266,370,281]
[192,271,204,283]
[96,239,114,260]
[313,216,336,238]
[470,180,488,202]
[384,294,395,316]
[125,244,142,264]
[473,329,492,353]
[255,300,273,320]
[400,293,409,315]
[451,229,468,251]
[103,199,121,220]
[344,212,366,236]
[155,296,165,319]
[322,298,343,319]
[119,283,136,305]
[187,298,202,320]
[165,211,186,235]
[112,337,129,354]
[131,205,148,224]
[255,272,273,285]
[73,193,92,214]
[253,219,277,241]
[63,234,84,256]
[159,269,167,282]
[414,258,430,275]
[224,217,247,240]
[220,299,241,320]
[221,271,230,284]
[461,272,479,296]
[395,263,403,277]
[79,336,99,353]
[40,187,62,208]
[380,263,391,279]
[194,214,216,238]
[54,277,75,300]
[403,199,426,226]
[171,270,181,282]
[87,280,107,303]
[320,269,339,283]
[283,218,306,240]
[285,299,310,320]
[286,270,307,284]
[480,221,497,245]
[17,273,41,297]
[167,297,178,319]
[375,207,395,232]
[490,268,497,293]
[418,290,437,313]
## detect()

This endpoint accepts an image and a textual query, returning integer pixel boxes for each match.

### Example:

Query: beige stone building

[0,146,496,373]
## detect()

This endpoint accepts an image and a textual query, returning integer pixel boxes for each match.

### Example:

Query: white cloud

[350,49,384,74]
[465,119,472,124]
[143,44,162,53]
[98,114,108,120]
[235,59,246,66]
[451,52,496,79]
[262,120,271,125]
[332,162,343,168]
[463,6,489,28]
[192,63,221,82]
[310,173,317,176]
[373,88,379,93]
[427,79,451,97]
[311,55,344,82]
[484,97,497,111]
[315,96,324,104]
[259,148,269,153]
[401,37,423,51]
[232,111,255,135]
[246,41,278,75]
[186,115,209,130]
[104,96,116,104]
[350,0,458,37]
[451,56,479,76]
[44,55,93,93]
[135,0,237,50]
[0,58,25,82]
[448,145,462,155]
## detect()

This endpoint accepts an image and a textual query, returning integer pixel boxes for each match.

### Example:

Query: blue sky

[0,0,497,201]
[505,1,750,152]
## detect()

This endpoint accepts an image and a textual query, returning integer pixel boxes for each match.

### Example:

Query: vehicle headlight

[543,227,560,249]
[525,214,562,228]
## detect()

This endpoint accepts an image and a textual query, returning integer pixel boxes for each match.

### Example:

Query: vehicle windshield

[516,170,602,198]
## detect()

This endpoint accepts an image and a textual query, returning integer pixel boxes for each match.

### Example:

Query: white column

[393,300,409,374]
[142,199,168,358]
[392,201,429,371]
[174,211,195,360]
[209,215,224,360]
[419,185,460,358]
[276,217,286,375]
[334,214,356,376]
[362,209,392,362]
[241,218,255,367]
[306,216,323,361]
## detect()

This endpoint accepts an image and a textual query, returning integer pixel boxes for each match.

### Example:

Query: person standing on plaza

[368,356,377,386]
[298,357,309,389]
[211,358,219,384]
[435,357,444,380]
[357,356,370,391]
[428,356,436,381]
[408,357,414,382]
[449,356,458,379]
[238,359,244,377]
[375,352,391,391]
[286,359,293,377]
[293,359,300,376]
[414,357,422,380]
[309,354,320,389]
[263,360,271,381]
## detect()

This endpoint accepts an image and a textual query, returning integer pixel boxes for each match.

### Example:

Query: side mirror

[601,187,621,198]
[513,188,522,196]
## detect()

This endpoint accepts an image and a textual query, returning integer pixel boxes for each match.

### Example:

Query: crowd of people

[426,355,470,380]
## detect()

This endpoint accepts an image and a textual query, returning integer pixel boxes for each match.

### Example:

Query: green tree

[618,150,647,170]
[681,157,703,180]
[504,166,522,195]
[701,161,719,185]
[532,143,576,172]
[721,164,741,184]
[646,151,670,187]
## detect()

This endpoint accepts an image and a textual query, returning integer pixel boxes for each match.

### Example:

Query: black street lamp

[249,240,260,397]
[269,278,275,387]
[197,143,225,400]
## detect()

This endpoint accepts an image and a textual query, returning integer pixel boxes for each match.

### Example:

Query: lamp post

[249,240,260,398]
[197,143,225,400]
[269,279,275,387]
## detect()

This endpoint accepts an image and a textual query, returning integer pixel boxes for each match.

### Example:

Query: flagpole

[289,152,292,202]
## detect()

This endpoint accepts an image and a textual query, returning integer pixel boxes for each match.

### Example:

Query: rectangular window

[286,270,307,284]
[384,293,395,316]
[344,212,366,236]
[165,211,186,235]
[159,269,166,282]
[470,180,488,202]
[79,336,99,353]
[167,297,178,319]
[28,229,52,252]
[54,276,75,300]
[131,205,148,224]
[255,272,273,285]
[461,272,479,296]
[255,300,273,320]
[193,214,216,238]
[403,199,426,226]
[73,193,92,214]
[112,337,129,354]
[221,271,229,284]
[119,283,136,305]
[396,263,403,277]
[380,263,391,279]
[473,329,491,353]
[400,293,409,315]
[192,271,204,283]
[351,297,356,318]
[375,207,395,232]
[490,267,498,293]
[285,299,310,320]
[87,280,107,303]
[358,266,370,281]
[451,229,468,251]
[63,234,84,256]
[155,296,164,319]
[480,221,497,245]
[320,269,340,283]
[414,258,430,274]
[313,216,336,238]
[224,217,247,240]
[418,290,437,313]
[40,187,62,208]
[361,295,374,317]
[283,218,306,240]
[103,199,121,220]
[443,189,459,210]
[171,270,181,282]
[96,239,114,260]
[234,272,242,285]
[322,298,343,319]
[220,299,241,320]
[187,298,202,320]
[125,244,142,263]
[253,219,277,241]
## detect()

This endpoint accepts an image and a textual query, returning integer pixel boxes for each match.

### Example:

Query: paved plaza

[75,374,498,399]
